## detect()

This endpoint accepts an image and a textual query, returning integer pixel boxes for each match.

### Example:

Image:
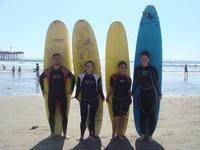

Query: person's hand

[106,96,110,103]
[42,91,46,97]
[101,96,105,102]
[159,95,162,101]
[75,95,80,101]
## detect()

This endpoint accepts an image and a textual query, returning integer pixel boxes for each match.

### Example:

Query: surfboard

[105,21,130,136]
[43,20,73,135]
[72,19,103,136]
[133,5,162,136]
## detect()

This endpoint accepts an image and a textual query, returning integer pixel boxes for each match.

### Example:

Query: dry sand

[0,95,199,150]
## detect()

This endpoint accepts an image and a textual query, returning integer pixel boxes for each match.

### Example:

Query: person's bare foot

[138,134,144,141]
[77,136,84,141]
[49,133,55,138]
[62,133,70,140]
[147,135,153,142]
[89,136,96,141]
[118,135,126,141]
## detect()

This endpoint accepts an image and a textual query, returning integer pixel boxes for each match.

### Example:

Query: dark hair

[84,60,94,66]
[52,53,60,58]
[140,50,150,58]
[118,61,127,68]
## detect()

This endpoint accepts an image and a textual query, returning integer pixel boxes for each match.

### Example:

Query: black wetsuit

[75,73,104,137]
[39,67,75,134]
[132,66,161,135]
[110,73,132,117]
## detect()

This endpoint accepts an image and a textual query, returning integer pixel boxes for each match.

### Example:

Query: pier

[0,51,24,61]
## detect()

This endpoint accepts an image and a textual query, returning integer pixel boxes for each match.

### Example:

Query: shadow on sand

[72,136,102,150]
[135,138,165,150]
[105,137,134,150]
[30,136,65,150]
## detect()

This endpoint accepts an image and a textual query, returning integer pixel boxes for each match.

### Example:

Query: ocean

[0,60,200,96]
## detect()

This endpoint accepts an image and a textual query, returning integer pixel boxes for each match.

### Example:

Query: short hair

[52,53,60,58]
[118,61,127,68]
[84,60,94,66]
[140,50,150,58]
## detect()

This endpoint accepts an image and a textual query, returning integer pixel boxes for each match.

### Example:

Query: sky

[0,0,199,61]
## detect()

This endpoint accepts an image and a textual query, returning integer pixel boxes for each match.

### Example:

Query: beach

[0,95,199,150]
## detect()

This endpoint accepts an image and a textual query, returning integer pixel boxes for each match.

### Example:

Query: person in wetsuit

[184,64,188,76]
[39,53,75,138]
[75,60,105,141]
[106,61,132,141]
[132,51,162,142]
[34,63,40,78]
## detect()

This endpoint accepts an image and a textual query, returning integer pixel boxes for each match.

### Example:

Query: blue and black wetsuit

[110,73,132,117]
[39,66,75,134]
[75,73,104,137]
[132,66,161,135]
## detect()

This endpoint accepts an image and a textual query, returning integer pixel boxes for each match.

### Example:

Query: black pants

[80,99,99,137]
[139,88,157,136]
[48,93,68,134]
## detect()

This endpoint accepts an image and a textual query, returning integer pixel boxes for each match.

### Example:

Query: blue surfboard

[133,5,162,136]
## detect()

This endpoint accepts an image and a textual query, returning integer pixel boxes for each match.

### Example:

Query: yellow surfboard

[43,20,73,135]
[105,21,130,136]
[72,19,103,136]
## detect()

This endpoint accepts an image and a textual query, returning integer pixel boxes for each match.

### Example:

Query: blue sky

[0,0,199,60]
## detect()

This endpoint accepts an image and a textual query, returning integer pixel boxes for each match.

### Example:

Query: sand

[0,95,199,150]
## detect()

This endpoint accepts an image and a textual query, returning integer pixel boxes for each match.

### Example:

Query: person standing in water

[132,51,162,142]
[18,66,21,73]
[12,66,15,73]
[75,60,105,141]
[39,53,75,138]
[106,61,132,141]
[35,63,40,78]
[184,64,188,76]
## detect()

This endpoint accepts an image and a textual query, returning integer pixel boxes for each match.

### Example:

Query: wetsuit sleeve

[151,68,162,96]
[110,76,114,88]
[97,77,105,100]
[67,71,75,93]
[128,77,132,91]
[75,77,81,99]
[132,68,139,95]
[39,72,46,92]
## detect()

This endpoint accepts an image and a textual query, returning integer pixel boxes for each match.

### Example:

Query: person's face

[85,63,94,73]
[52,55,61,66]
[141,55,149,67]
[118,64,127,75]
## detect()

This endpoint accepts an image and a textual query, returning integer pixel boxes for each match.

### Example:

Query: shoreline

[0,95,200,150]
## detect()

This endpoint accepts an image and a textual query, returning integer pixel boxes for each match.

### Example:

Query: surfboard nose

[143,5,158,20]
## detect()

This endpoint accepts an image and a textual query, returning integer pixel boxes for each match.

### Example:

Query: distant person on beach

[2,65,6,70]
[39,53,75,138]
[184,64,188,76]
[75,60,105,141]
[106,61,132,141]
[18,66,21,73]
[132,51,162,142]
[34,63,40,78]
[11,66,15,73]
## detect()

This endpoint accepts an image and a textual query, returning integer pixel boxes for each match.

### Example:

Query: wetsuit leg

[112,99,120,117]
[139,88,157,135]
[148,109,156,136]
[48,94,56,134]
[80,100,88,137]
[88,99,99,136]
[59,94,67,134]
[139,106,146,135]
[120,99,131,116]
[140,88,156,113]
